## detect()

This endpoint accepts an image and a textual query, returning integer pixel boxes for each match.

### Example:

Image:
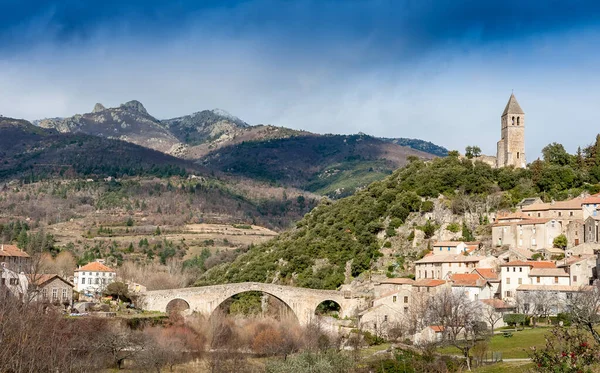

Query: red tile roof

[429,326,444,332]
[582,196,600,205]
[0,244,30,258]
[27,274,74,287]
[474,268,499,280]
[450,273,486,287]
[493,218,553,227]
[75,262,115,272]
[413,279,447,287]
[501,261,556,268]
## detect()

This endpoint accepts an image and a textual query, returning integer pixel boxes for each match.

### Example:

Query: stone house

[414,255,486,280]
[413,325,444,345]
[373,278,414,298]
[528,268,570,286]
[358,304,403,337]
[471,268,501,298]
[557,255,596,286]
[583,216,600,243]
[521,198,584,222]
[492,218,562,250]
[29,274,74,306]
[411,279,449,295]
[74,261,116,296]
[0,244,31,273]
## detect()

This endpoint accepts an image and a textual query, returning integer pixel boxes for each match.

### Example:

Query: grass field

[438,327,550,359]
[473,361,535,372]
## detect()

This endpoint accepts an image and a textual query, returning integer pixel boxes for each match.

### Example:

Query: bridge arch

[166,298,191,316]
[211,290,299,322]
[314,299,342,317]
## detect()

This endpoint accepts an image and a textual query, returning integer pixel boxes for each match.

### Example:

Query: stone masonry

[496,93,526,168]
[142,282,362,326]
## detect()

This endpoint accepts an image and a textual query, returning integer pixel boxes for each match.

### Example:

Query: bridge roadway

[142,282,361,325]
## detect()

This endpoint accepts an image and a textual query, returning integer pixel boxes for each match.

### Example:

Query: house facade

[499,261,558,300]
[432,241,467,256]
[0,244,31,273]
[73,261,116,295]
[29,274,74,306]
[492,219,562,250]
[414,255,487,280]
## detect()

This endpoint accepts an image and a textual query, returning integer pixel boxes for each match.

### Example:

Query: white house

[73,261,116,295]
[499,261,557,300]
[432,241,468,256]
[449,273,493,301]
[582,194,600,220]
[1,263,29,300]
[414,255,486,280]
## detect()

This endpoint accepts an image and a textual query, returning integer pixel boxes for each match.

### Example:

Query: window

[384,315,388,322]
[404,296,409,303]
[42,289,48,299]
[512,116,515,125]
[0,278,4,286]
[538,213,541,217]
[506,291,512,297]
[517,152,520,159]
[573,276,578,283]
[81,277,85,284]
[62,288,68,300]
[513,267,516,272]
[519,267,522,272]
[554,277,559,284]
[517,117,520,125]
[570,211,574,217]
[9,278,18,285]
[537,276,540,283]
[102,278,106,285]
[393,296,397,303]
[404,307,409,313]
[506,278,511,285]
[88,278,92,285]
[52,288,58,301]
[566,293,573,300]
[474,294,478,300]
[518,278,522,285]
[95,278,99,285]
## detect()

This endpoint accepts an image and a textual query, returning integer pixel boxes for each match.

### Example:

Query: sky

[1,0,600,159]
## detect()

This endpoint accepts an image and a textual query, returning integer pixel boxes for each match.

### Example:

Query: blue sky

[1,1,600,158]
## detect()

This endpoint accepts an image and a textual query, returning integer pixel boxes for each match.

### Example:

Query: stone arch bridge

[142,282,361,325]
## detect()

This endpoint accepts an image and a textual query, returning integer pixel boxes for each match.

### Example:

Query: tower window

[512,116,515,125]
[517,117,520,126]
[517,152,520,159]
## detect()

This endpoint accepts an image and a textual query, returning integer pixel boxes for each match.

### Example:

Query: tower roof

[502,93,524,116]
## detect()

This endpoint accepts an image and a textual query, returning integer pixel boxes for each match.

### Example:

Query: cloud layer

[1,0,600,158]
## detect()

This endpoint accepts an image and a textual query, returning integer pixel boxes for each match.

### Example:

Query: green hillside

[199,141,600,289]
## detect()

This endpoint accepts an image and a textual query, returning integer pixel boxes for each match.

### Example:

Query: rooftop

[502,93,524,116]
[517,284,593,292]
[415,254,485,264]
[529,268,569,277]
[28,274,74,287]
[493,218,553,227]
[75,261,115,272]
[0,244,30,258]
[378,278,415,285]
[450,273,486,287]
[501,260,556,268]
[413,279,447,287]
[433,241,464,247]
[473,268,499,281]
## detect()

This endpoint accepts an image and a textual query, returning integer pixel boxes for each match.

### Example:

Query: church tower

[496,93,525,168]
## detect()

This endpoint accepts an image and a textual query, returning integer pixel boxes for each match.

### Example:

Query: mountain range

[8,100,448,196]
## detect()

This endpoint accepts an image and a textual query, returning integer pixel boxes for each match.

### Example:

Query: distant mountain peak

[92,103,106,113]
[120,100,148,115]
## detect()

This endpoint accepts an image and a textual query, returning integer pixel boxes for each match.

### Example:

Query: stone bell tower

[496,93,525,168]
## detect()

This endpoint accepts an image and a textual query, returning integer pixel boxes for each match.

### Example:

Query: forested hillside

[199,139,600,289]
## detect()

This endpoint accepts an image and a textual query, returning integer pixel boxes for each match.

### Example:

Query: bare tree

[426,288,486,371]
[567,285,600,344]
[481,301,505,335]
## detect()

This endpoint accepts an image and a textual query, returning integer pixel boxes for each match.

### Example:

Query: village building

[583,216,600,243]
[582,194,600,219]
[414,255,490,280]
[0,263,28,299]
[449,273,494,301]
[73,261,116,296]
[0,244,31,273]
[373,277,414,298]
[471,268,501,298]
[413,325,444,345]
[515,285,593,315]
[556,255,596,286]
[499,261,557,300]
[28,274,74,306]
[492,218,562,251]
[432,241,470,255]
